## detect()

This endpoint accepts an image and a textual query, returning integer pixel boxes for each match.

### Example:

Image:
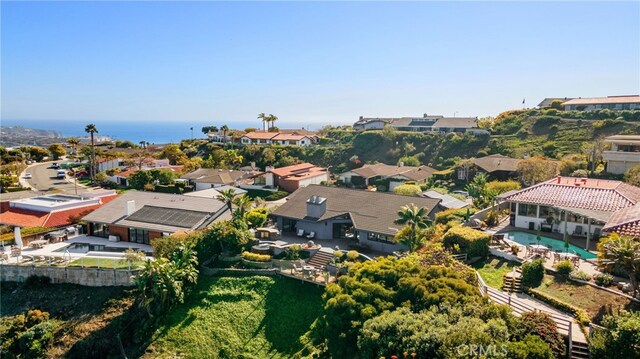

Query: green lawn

[144,275,324,358]
[535,274,640,324]
[472,257,520,289]
[68,257,138,269]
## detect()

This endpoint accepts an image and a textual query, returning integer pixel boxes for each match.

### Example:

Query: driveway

[22,161,88,194]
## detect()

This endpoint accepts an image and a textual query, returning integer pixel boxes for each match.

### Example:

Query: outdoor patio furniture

[292,263,303,274]
[10,246,21,257]
[306,231,316,239]
[552,252,561,264]
[21,255,34,263]
[296,229,305,237]
[0,253,8,262]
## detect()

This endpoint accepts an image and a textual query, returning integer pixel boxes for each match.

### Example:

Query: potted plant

[510,245,520,255]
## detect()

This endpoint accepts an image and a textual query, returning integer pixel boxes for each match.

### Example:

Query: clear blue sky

[2,1,639,126]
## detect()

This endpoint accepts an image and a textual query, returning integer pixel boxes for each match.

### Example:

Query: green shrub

[284,244,301,260]
[435,207,475,225]
[589,310,640,359]
[442,226,490,258]
[241,251,271,262]
[506,334,554,359]
[264,191,289,201]
[521,259,545,288]
[486,180,521,195]
[528,288,590,326]
[518,311,566,358]
[554,260,573,279]
[484,210,499,226]
[594,273,614,287]
[569,271,591,281]
[392,183,422,196]
[18,321,54,358]
[346,250,359,261]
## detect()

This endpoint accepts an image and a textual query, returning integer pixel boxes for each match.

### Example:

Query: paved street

[23,161,87,194]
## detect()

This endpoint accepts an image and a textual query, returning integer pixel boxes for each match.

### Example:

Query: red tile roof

[502,177,640,213]
[603,204,640,237]
[0,194,118,228]
[269,163,325,177]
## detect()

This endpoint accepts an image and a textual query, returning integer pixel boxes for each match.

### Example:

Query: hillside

[0,125,65,147]
[181,109,640,173]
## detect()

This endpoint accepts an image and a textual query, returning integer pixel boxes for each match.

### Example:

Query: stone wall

[0,265,138,287]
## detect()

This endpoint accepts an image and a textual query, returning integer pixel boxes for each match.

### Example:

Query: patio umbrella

[14,227,23,248]
[536,228,542,246]
[563,231,570,253]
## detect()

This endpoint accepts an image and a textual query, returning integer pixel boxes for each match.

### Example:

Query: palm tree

[221,124,230,144]
[268,114,278,131]
[598,235,640,296]
[66,137,81,156]
[139,140,146,149]
[257,113,267,131]
[216,188,237,212]
[394,204,431,252]
[232,195,252,218]
[84,124,98,181]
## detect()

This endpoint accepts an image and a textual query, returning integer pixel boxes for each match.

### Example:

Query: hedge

[528,288,590,326]
[435,207,475,225]
[241,251,271,262]
[442,226,490,258]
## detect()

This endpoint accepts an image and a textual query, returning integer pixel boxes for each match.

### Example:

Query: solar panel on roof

[125,205,210,228]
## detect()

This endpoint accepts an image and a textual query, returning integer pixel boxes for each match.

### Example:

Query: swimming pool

[55,243,153,256]
[502,231,597,260]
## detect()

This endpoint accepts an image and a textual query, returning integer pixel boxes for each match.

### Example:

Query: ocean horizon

[1,119,333,144]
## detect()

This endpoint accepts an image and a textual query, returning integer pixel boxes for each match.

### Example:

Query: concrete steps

[571,341,590,359]
[307,250,334,269]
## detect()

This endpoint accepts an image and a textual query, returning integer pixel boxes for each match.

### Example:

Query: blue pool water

[503,231,597,260]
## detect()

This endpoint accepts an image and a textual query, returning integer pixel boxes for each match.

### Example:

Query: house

[251,163,329,193]
[206,128,232,144]
[338,163,436,190]
[603,204,640,237]
[97,158,126,173]
[562,95,640,111]
[603,135,640,175]
[352,114,486,134]
[500,176,640,249]
[271,185,441,253]
[537,98,574,108]
[0,191,118,229]
[108,161,184,187]
[180,168,251,191]
[421,190,469,209]
[239,131,315,146]
[82,191,229,244]
[456,154,522,182]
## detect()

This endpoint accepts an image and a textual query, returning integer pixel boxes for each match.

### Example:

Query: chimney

[306,195,327,218]
[126,200,136,216]
[557,176,561,184]
[266,166,275,172]
[398,161,404,167]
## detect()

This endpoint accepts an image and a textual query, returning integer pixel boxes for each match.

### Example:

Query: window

[367,232,393,243]
[129,228,149,244]
[90,223,109,238]
[518,204,537,217]
[458,168,467,180]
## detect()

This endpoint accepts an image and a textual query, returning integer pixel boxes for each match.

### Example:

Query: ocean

[1,119,326,144]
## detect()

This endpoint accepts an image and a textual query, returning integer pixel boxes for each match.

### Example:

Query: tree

[21,146,50,162]
[582,138,605,176]
[220,125,230,144]
[245,208,269,228]
[66,137,81,157]
[257,113,268,131]
[128,171,154,190]
[394,204,432,252]
[598,234,640,296]
[589,310,640,359]
[398,155,420,167]
[550,100,564,110]
[465,172,497,208]
[205,220,252,255]
[135,244,198,317]
[231,194,252,219]
[48,143,66,160]
[159,144,187,165]
[517,156,560,186]
[216,188,237,212]
[201,126,218,134]
[624,163,640,187]
[267,114,278,131]
[85,124,98,181]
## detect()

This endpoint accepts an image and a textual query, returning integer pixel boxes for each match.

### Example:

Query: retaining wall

[0,265,138,286]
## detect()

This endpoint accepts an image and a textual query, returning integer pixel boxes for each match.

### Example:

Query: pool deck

[1,234,153,265]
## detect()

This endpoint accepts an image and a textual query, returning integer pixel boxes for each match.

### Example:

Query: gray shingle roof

[271,185,441,236]
[82,191,228,232]
[180,168,248,184]
[473,154,522,173]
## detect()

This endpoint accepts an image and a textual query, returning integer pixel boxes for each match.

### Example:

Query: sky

[1,1,639,127]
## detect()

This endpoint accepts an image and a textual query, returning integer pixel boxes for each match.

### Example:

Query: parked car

[56,170,67,179]
[49,162,60,169]
[23,173,33,179]
[74,170,89,177]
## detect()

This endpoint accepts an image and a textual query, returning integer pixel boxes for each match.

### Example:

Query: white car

[23,173,33,179]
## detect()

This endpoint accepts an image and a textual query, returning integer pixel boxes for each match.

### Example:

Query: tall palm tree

[84,124,98,181]
[257,113,267,131]
[394,204,432,252]
[232,195,252,218]
[599,235,640,296]
[66,137,81,156]
[268,114,278,131]
[216,188,237,212]
[221,124,230,144]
